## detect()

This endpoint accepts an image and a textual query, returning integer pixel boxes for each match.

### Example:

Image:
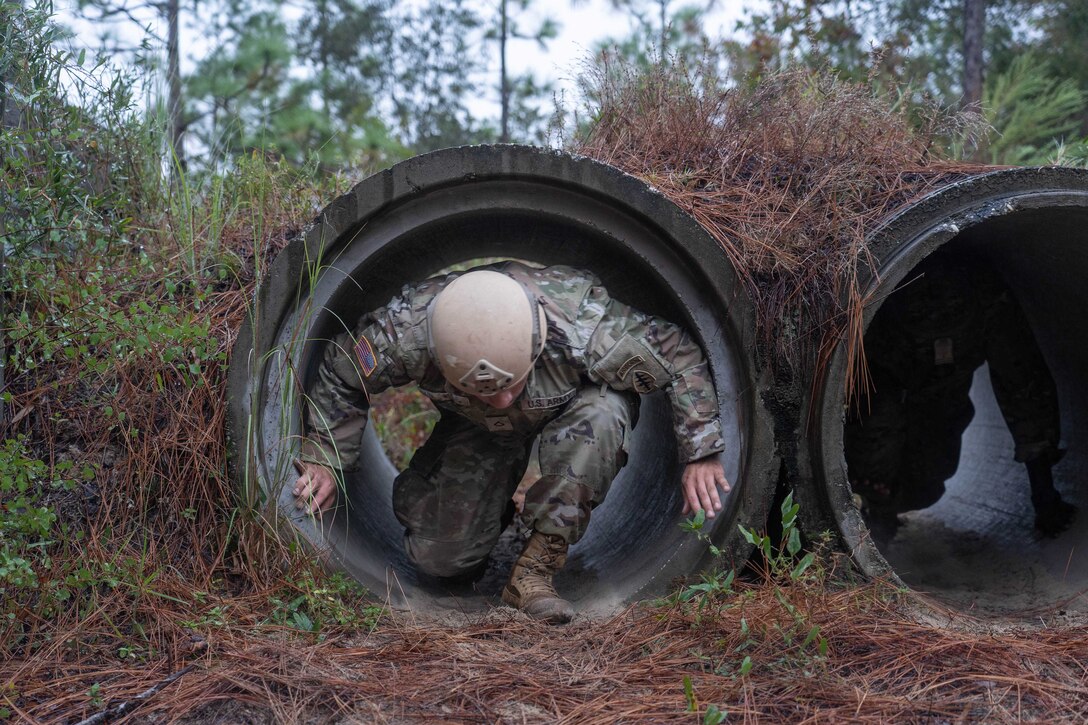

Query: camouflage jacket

[301,262,725,470]
[864,251,1059,463]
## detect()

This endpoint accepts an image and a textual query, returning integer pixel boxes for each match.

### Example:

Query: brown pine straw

[574,60,997,398]
[7,578,1088,722]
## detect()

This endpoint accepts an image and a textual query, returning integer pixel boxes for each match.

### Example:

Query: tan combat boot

[502,531,575,624]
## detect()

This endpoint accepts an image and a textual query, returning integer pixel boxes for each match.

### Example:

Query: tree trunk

[963,0,986,110]
[167,0,185,175]
[659,0,666,54]
[0,0,20,427]
[500,0,509,143]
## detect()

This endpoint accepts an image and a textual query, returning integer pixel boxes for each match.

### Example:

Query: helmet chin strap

[533,300,547,358]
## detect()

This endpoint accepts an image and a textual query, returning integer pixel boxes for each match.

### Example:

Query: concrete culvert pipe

[228,145,776,614]
[812,166,1088,617]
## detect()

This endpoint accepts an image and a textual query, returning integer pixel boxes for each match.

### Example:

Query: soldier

[292,262,730,623]
[845,247,1075,546]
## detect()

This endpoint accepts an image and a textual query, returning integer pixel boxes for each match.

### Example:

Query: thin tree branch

[73,665,196,725]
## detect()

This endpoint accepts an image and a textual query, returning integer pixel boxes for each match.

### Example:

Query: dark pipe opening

[814,171,1088,617]
[230,147,776,614]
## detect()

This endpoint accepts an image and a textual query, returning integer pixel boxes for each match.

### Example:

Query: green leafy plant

[674,490,829,686]
[682,674,728,723]
[0,437,86,600]
[738,491,816,582]
[267,570,383,635]
[672,509,736,613]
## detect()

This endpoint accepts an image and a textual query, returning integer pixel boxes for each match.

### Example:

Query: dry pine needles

[575,59,995,395]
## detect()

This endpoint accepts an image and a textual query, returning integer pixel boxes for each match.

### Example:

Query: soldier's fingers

[697,478,717,518]
[682,489,697,515]
[297,472,326,507]
[715,466,731,493]
[292,473,310,497]
[708,477,722,512]
[681,476,696,516]
[683,474,700,509]
[294,484,312,509]
[310,480,334,515]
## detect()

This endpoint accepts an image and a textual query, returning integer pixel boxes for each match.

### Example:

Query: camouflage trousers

[843,375,975,516]
[391,386,638,578]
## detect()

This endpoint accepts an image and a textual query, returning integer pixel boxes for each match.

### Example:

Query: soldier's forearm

[298,410,368,472]
[667,361,724,462]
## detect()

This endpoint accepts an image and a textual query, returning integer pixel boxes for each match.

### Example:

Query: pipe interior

[861,207,1088,614]
[268,196,748,612]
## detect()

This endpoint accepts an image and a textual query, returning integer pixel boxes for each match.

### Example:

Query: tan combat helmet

[428,270,546,396]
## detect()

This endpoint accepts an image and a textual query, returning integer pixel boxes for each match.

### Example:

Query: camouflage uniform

[301,262,725,577]
[844,250,1060,519]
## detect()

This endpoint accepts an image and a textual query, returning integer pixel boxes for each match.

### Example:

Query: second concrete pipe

[806,166,1088,617]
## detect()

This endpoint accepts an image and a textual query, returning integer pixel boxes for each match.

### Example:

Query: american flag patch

[355,335,378,377]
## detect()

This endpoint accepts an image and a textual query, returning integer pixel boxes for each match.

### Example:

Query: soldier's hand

[681,457,730,518]
[292,459,337,516]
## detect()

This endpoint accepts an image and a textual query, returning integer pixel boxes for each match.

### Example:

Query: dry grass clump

[575,59,993,389]
[0,157,341,720]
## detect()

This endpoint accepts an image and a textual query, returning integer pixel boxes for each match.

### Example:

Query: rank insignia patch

[485,416,512,432]
[355,335,378,377]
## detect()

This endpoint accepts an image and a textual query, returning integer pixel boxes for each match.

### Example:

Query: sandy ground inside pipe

[882,514,1088,616]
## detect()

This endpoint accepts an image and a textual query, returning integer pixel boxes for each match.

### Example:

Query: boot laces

[514,534,565,598]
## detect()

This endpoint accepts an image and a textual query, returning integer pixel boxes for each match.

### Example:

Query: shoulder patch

[632,368,657,394]
[355,335,378,377]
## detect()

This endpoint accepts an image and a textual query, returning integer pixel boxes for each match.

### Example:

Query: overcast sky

[484,0,749,116]
[61,0,753,129]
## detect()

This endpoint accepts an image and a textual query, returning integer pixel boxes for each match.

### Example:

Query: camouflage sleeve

[299,296,416,471]
[980,272,1061,463]
[583,289,724,462]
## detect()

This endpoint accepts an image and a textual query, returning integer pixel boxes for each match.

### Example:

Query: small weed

[267,570,383,635]
[704,704,727,724]
[87,682,103,708]
[683,674,728,723]
[671,509,736,614]
[674,491,828,693]
[181,606,228,630]
[738,491,817,582]
[117,644,141,661]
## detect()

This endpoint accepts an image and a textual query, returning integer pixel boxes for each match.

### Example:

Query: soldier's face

[472,378,527,409]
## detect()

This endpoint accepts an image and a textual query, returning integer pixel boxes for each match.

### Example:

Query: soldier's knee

[404,534,490,578]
